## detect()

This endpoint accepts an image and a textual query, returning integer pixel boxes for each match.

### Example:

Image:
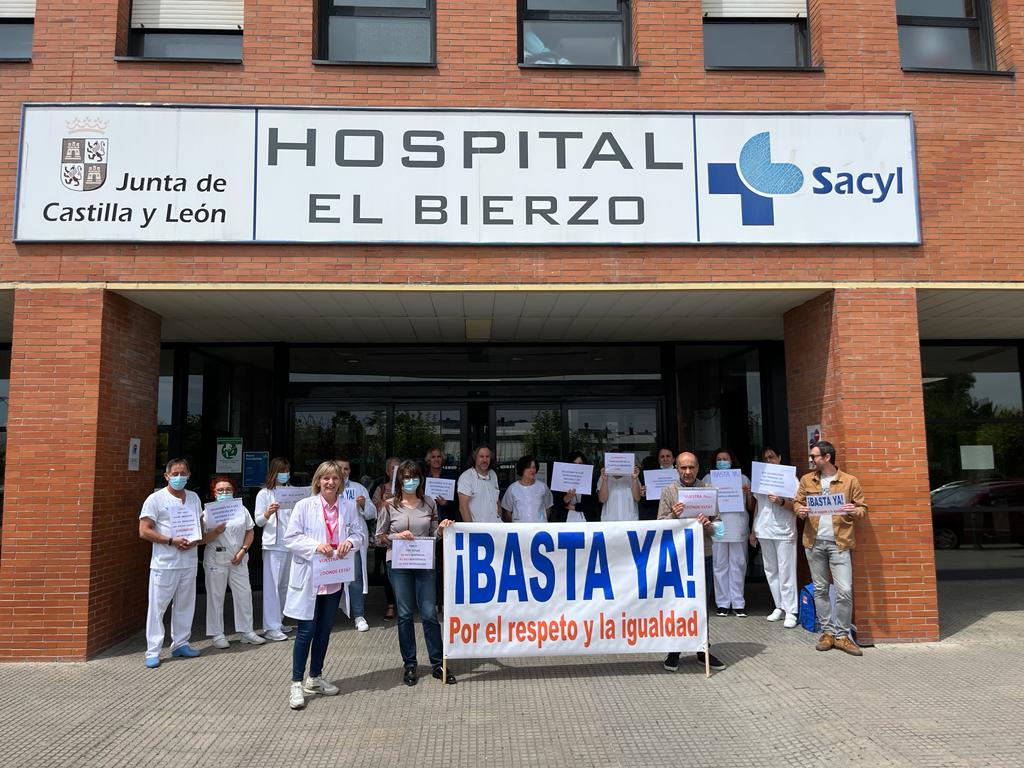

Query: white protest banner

[273,487,309,509]
[171,505,202,543]
[603,452,636,477]
[751,461,798,498]
[203,498,243,527]
[550,462,595,495]
[425,477,456,502]
[311,552,355,587]
[443,520,706,658]
[807,492,846,517]
[393,538,436,570]
[643,469,678,501]
[708,469,744,513]
[677,487,718,518]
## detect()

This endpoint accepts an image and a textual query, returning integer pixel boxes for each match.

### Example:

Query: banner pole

[441,525,447,682]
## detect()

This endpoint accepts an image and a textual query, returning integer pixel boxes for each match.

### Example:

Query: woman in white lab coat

[283,460,365,710]
[254,457,296,641]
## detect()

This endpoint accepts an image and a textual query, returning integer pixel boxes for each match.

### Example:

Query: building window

[0,0,34,60]
[519,1,630,68]
[128,0,243,61]
[319,1,435,65]
[702,1,809,69]
[897,0,995,71]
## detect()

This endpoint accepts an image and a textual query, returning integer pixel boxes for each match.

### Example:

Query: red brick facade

[0,290,159,660]
[1,1,1020,657]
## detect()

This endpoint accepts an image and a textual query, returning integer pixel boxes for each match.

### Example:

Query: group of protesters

[138,438,867,709]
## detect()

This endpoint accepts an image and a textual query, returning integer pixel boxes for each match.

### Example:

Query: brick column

[784,288,939,643]
[0,289,160,660]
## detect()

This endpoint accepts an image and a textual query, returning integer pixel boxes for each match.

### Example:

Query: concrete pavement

[0,577,1021,768]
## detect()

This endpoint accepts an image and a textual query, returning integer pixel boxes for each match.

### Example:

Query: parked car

[931,480,1024,549]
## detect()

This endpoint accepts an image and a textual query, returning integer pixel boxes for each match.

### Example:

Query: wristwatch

[167,537,174,546]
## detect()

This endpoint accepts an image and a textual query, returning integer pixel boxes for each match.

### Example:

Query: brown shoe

[815,632,835,651]
[833,636,863,656]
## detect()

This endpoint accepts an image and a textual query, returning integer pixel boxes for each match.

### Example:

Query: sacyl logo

[708,132,802,226]
[709,131,906,227]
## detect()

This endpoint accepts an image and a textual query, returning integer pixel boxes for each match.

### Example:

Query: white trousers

[146,567,196,659]
[712,541,748,609]
[261,549,291,632]
[204,556,255,637]
[760,538,798,616]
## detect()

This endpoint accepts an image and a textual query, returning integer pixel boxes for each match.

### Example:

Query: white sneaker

[767,609,785,622]
[212,635,230,649]
[355,617,369,632]
[241,632,266,645]
[289,682,306,710]
[265,629,289,642]
[783,613,799,628]
[303,676,339,696]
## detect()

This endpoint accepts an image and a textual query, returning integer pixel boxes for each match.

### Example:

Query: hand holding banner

[807,492,846,516]
[171,505,202,543]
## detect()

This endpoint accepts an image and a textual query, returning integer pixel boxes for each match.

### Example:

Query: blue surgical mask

[402,478,421,493]
[712,520,726,540]
[216,492,234,501]
[715,460,731,470]
[168,475,188,491]
[276,472,290,485]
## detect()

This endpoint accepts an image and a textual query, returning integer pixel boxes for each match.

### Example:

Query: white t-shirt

[139,487,201,570]
[816,473,837,540]
[501,481,553,523]
[457,468,501,523]
[752,492,796,540]
[203,504,255,565]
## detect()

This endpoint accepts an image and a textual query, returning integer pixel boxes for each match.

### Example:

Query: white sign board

[425,477,456,502]
[603,452,636,477]
[128,437,141,472]
[708,469,745,513]
[16,106,919,245]
[273,487,309,509]
[677,488,718,518]
[643,469,678,501]
[216,437,242,473]
[807,492,846,516]
[170,505,202,543]
[751,461,799,499]
[392,538,436,570]
[550,462,595,495]
[203,498,244,527]
[311,552,355,587]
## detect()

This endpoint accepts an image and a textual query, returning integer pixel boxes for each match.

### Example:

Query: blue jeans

[387,562,443,669]
[292,589,342,682]
[349,550,365,620]
[805,540,854,639]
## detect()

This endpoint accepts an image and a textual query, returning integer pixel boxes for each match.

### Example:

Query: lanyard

[321,496,340,547]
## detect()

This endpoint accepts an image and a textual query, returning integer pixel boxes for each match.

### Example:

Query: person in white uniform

[749,446,799,628]
[457,445,501,523]
[254,457,296,642]
[137,458,204,668]
[284,460,365,710]
[203,475,265,649]
[336,455,376,632]
[598,461,641,522]
[704,447,755,617]
[501,455,553,523]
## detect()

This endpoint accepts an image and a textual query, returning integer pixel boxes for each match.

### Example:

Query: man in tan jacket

[794,440,868,656]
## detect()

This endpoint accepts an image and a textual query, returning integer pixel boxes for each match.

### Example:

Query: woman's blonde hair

[309,460,342,495]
